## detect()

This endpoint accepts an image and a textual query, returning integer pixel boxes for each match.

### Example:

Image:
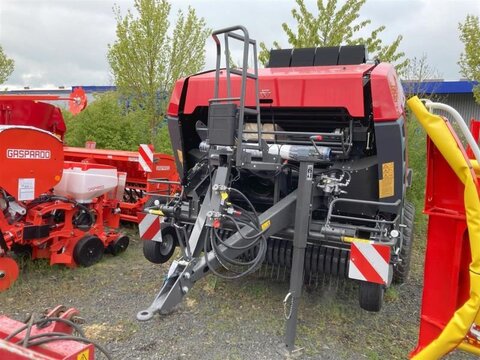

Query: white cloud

[0,0,479,87]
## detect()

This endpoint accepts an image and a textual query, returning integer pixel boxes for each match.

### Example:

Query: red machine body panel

[0,100,67,138]
[0,126,63,199]
[168,64,379,117]
[370,63,405,121]
[63,147,176,185]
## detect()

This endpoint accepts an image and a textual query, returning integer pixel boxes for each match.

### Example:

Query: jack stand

[282,161,314,355]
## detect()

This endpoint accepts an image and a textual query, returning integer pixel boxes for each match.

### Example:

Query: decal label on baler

[18,178,35,201]
[379,162,394,198]
[77,349,89,360]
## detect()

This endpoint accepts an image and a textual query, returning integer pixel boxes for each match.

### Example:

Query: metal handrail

[422,99,480,164]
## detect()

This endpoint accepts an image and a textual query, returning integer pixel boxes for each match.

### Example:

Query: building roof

[72,85,116,93]
[403,80,479,94]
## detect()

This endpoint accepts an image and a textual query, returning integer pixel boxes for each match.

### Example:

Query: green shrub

[63,92,172,154]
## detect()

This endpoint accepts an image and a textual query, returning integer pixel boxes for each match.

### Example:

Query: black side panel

[374,118,406,213]
[23,225,50,240]
[334,156,379,217]
[338,45,366,65]
[291,48,316,67]
[267,49,292,68]
[168,116,186,183]
[208,103,238,146]
[314,46,340,66]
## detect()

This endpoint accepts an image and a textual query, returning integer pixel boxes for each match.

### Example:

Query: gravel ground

[0,226,475,359]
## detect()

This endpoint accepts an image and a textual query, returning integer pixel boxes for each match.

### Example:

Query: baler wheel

[109,235,130,256]
[393,201,415,284]
[359,281,384,312]
[143,232,176,264]
[73,235,104,267]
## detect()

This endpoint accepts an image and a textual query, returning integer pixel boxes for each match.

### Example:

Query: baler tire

[393,201,415,284]
[73,235,104,267]
[143,233,176,264]
[109,235,130,256]
[359,281,384,312]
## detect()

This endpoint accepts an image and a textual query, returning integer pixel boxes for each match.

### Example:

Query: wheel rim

[84,244,100,261]
[160,234,174,256]
[77,237,103,266]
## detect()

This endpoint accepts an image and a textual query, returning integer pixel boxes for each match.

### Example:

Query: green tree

[458,14,480,103]
[0,45,14,85]
[107,0,210,142]
[259,0,407,74]
[63,92,171,154]
[403,53,442,99]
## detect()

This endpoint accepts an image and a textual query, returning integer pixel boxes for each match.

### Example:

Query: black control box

[208,103,237,146]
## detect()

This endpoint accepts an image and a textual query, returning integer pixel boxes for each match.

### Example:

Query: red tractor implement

[0,88,179,224]
[137,26,411,353]
[0,90,131,291]
[63,145,179,223]
[0,125,129,291]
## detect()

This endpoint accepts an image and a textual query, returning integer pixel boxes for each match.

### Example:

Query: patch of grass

[406,113,427,235]
[385,286,400,303]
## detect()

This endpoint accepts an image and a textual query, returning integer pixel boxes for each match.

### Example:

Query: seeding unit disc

[0,256,19,291]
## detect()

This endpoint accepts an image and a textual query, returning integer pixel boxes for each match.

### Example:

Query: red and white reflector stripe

[138,144,154,173]
[138,213,163,242]
[348,242,391,285]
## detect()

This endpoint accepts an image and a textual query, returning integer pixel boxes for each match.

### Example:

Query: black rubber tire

[143,232,176,264]
[109,235,130,256]
[393,201,415,284]
[359,281,384,312]
[73,235,104,267]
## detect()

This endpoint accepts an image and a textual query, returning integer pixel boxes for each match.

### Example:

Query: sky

[0,0,478,89]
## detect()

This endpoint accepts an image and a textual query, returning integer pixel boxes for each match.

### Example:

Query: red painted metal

[466,119,480,159]
[168,64,377,117]
[0,306,94,360]
[0,100,67,139]
[0,87,87,116]
[64,146,179,223]
[370,63,405,122]
[0,126,64,199]
[411,120,480,355]
[0,88,87,139]
[0,257,19,291]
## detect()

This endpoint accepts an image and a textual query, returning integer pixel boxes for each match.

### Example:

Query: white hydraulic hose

[422,99,480,166]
